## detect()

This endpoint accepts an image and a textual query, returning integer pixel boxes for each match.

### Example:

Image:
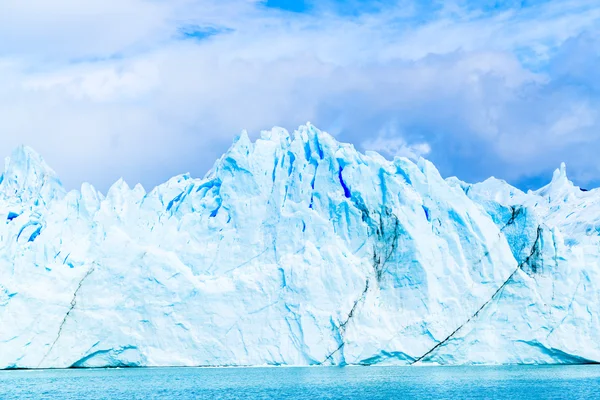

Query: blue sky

[1,0,599,191]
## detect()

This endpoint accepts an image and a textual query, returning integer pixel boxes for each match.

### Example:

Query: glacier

[1,123,599,369]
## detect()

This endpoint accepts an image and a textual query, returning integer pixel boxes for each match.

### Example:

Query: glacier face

[1,124,599,369]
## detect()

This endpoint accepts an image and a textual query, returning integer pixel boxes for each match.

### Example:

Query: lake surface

[1,364,599,399]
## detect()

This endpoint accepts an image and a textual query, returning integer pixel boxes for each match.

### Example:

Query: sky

[1,0,600,192]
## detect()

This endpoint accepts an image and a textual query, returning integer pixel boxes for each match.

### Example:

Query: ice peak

[107,178,131,195]
[295,122,320,140]
[551,162,568,183]
[535,162,575,200]
[5,145,51,175]
[260,126,291,143]
[547,162,572,192]
[0,145,65,205]
[233,130,252,147]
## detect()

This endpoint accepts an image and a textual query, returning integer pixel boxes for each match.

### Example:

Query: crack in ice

[37,265,95,367]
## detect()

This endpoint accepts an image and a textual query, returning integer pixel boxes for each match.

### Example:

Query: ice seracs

[1,124,600,369]
[0,145,65,207]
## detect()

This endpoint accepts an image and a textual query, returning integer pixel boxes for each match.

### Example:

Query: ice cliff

[1,124,599,369]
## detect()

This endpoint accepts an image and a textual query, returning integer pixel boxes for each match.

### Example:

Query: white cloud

[23,61,160,102]
[1,0,600,190]
[363,136,431,160]
[361,121,430,160]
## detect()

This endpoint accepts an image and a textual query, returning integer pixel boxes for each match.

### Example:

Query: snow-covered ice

[1,124,599,369]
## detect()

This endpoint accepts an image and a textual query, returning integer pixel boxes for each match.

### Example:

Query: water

[1,365,600,399]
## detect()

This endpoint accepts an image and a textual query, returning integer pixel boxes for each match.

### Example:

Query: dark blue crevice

[7,212,20,221]
[210,198,222,217]
[396,166,412,186]
[303,141,312,162]
[379,168,388,204]
[338,167,351,198]
[195,179,221,193]
[422,205,430,222]
[315,137,324,160]
[166,192,183,211]
[28,226,42,242]
[17,222,42,242]
[272,156,279,183]
[287,152,296,176]
[278,267,287,288]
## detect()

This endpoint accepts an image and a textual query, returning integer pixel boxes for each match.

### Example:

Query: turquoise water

[1,365,599,399]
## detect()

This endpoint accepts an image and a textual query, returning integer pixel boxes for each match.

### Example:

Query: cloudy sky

[1,0,600,192]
